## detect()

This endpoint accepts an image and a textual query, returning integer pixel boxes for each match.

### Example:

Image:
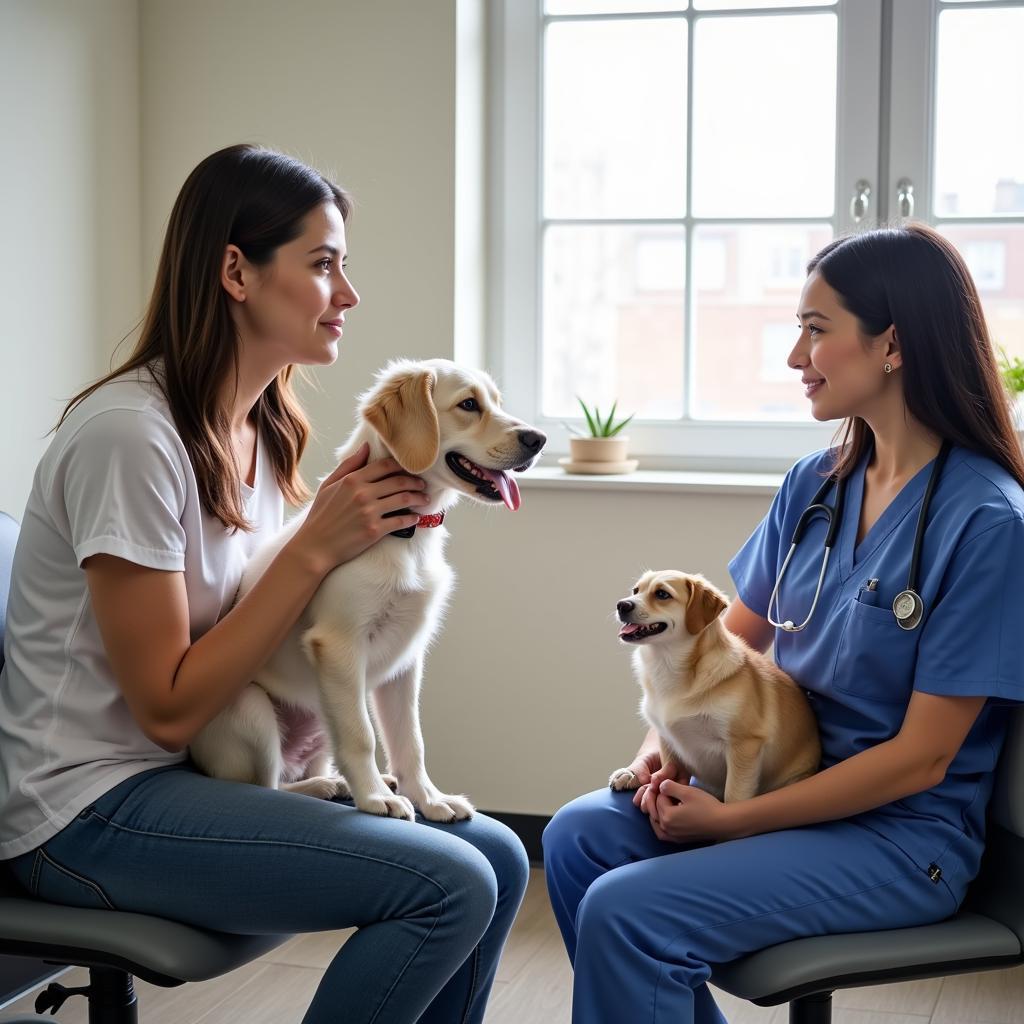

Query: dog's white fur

[609,570,820,803]
[190,359,544,822]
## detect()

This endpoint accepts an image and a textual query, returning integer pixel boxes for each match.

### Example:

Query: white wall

[138,0,460,465]
[3,0,774,817]
[0,0,140,518]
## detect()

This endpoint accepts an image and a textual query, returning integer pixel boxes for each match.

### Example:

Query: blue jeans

[8,764,529,1024]
[543,788,959,1024]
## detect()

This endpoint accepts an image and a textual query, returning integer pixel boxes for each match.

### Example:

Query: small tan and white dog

[609,570,820,804]
[190,358,545,822]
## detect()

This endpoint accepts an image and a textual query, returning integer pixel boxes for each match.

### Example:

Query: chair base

[30,967,137,1024]
[791,991,832,1024]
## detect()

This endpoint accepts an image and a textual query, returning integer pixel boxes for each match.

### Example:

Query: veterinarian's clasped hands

[291,442,431,575]
[627,752,735,844]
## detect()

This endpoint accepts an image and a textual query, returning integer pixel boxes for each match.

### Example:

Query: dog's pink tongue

[478,467,521,511]
[619,623,642,635]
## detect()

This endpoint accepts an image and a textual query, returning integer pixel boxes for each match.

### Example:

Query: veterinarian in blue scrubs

[544,224,1024,1023]
[0,146,527,1024]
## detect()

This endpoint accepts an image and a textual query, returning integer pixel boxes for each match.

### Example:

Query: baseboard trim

[479,811,551,865]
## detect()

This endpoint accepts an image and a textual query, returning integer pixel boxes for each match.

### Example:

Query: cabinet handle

[897,178,915,219]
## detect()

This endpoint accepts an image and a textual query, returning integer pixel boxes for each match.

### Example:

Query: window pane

[695,0,834,8]
[934,9,1024,217]
[546,0,687,12]
[542,225,685,419]
[544,19,687,218]
[692,14,836,217]
[939,225,1024,365]
[691,223,832,421]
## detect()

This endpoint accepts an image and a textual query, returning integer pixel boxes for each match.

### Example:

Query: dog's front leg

[305,629,415,820]
[372,658,474,823]
[608,737,691,792]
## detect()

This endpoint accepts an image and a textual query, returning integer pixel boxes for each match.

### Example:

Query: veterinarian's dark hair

[59,144,352,531]
[808,223,1024,488]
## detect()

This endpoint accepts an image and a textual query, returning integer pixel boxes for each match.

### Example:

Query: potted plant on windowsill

[998,349,1024,445]
[560,398,638,475]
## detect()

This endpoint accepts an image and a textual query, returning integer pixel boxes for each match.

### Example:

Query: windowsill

[518,465,784,496]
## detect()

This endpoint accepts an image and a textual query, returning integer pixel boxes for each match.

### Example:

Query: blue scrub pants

[543,788,960,1024]
[8,763,529,1024]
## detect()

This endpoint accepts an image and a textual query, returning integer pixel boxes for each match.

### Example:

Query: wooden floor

[4,869,1023,1023]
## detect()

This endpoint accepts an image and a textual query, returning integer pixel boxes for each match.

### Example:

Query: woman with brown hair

[0,144,528,1024]
[544,224,1024,1023]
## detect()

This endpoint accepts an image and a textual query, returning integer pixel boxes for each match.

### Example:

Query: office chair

[0,512,289,1022]
[711,702,1024,1021]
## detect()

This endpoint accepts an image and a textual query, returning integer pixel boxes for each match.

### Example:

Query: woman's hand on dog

[292,443,431,576]
[621,749,661,790]
[632,756,688,817]
[646,781,729,843]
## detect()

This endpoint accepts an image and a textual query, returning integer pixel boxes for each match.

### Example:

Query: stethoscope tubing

[906,441,951,597]
[768,441,951,634]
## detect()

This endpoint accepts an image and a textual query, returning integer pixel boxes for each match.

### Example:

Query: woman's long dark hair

[808,223,1024,487]
[59,144,352,531]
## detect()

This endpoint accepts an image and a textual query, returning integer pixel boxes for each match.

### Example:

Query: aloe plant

[572,397,634,438]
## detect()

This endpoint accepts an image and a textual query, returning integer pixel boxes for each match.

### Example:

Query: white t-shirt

[0,366,284,858]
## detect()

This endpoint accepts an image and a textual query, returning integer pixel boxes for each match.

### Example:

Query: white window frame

[488,0,885,471]
[890,0,1024,226]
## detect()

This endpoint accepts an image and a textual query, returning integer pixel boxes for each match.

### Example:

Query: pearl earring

[884,362,893,374]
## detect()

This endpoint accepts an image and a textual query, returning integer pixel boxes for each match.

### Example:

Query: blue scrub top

[729,443,1024,899]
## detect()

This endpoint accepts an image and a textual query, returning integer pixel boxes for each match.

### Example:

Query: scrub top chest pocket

[832,591,922,704]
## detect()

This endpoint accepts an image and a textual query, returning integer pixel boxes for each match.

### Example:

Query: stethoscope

[767,441,952,633]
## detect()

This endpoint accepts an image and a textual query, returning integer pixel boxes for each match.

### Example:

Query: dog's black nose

[616,600,634,620]
[517,429,546,454]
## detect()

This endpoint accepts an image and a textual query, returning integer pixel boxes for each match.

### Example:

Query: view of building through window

[539,1,1024,427]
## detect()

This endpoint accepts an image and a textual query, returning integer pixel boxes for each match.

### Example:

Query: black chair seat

[0,887,288,989]
[711,910,1022,1006]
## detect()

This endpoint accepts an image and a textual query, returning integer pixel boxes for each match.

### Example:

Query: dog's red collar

[388,509,445,539]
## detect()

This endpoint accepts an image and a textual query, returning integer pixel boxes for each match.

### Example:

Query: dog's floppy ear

[362,367,440,473]
[684,576,728,635]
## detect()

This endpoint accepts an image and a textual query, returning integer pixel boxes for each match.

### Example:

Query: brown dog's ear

[362,368,440,473]
[684,577,728,635]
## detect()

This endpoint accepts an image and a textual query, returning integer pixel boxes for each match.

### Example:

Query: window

[963,240,1007,293]
[920,2,1024,363]
[761,323,799,385]
[490,0,1024,469]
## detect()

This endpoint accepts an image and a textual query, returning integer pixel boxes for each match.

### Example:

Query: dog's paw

[284,776,348,800]
[418,793,475,824]
[609,767,641,791]
[380,773,399,792]
[357,792,416,821]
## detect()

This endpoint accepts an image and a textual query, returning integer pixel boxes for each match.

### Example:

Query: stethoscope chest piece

[892,589,924,631]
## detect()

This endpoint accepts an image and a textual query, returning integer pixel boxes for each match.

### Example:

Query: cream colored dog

[191,359,545,822]
[609,570,820,803]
